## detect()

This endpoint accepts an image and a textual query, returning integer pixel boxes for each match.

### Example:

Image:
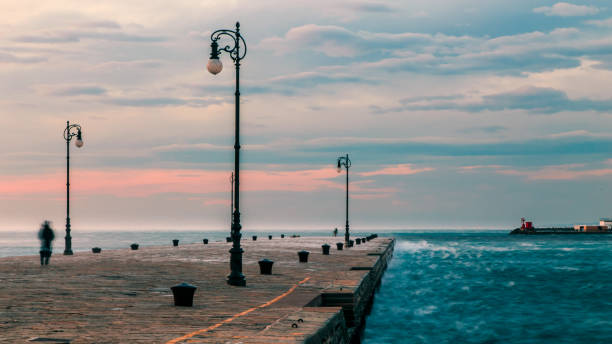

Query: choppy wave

[364,232,612,344]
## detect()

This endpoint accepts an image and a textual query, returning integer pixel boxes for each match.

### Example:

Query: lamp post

[337,154,351,245]
[63,121,83,255]
[207,22,247,287]
[230,172,234,226]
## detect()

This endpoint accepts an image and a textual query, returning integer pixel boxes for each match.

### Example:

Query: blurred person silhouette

[333,227,338,237]
[38,221,55,265]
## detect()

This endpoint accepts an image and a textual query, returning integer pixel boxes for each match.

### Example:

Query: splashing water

[363,231,612,344]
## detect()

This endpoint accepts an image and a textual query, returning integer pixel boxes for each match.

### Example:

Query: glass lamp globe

[337,166,342,173]
[207,58,223,75]
[75,139,84,148]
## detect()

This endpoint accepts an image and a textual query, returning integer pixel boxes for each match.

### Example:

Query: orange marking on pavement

[165,277,311,344]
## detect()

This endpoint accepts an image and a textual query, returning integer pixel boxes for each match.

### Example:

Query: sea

[1,230,611,343]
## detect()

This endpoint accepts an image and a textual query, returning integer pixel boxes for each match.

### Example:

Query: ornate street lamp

[337,154,351,245]
[208,22,247,286]
[63,121,83,255]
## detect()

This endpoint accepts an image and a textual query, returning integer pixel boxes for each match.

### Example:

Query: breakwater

[0,235,394,343]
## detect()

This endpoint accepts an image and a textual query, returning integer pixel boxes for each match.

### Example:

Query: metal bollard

[258,259,274,274]
[130,243,139,250]
[226,237,232,243]
[92,247,101,253]
[172,239,179,247]
[281,234,285,238]
[322,244,331,255]
[336,242,344,250]
[348,240,354,248]
[203,238,208,244]
[268,235,273,240]
[252,235,257,241]
[171,283,197,307]
[298,250,310,263]
[356,238,361,245]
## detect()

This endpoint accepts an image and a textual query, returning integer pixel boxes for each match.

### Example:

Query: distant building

[574,225,608,232]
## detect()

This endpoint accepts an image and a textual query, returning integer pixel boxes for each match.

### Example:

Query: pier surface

[0,236,394,343]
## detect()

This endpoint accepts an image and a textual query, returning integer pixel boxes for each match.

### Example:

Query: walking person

[38,221,55,266]
[333,227,338,237]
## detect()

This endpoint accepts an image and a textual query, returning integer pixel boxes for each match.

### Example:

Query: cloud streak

[533,3,599,17]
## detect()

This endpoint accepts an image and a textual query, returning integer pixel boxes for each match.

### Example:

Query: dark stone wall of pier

[303,238,395,344]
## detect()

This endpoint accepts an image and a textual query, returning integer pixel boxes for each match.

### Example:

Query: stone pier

[0,236,394,343]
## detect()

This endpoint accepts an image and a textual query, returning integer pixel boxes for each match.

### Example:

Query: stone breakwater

[0,236,394,344]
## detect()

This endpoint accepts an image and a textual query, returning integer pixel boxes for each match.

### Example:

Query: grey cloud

[375,87,612,114]
[348,2,395,13]
[52,86,107,96]
[461,126,507,134]
[189,71,370,97]
[263,24,612,75]
[468,88,612,114]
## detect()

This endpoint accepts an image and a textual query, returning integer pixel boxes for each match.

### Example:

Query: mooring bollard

[298,250,310,263]
[281,234,285,238]
[203,238,208,244]
[322,244,330,255]
[336,242,344,250]
[130,243,139,250]
[348,240,354,248]
[268,235,272,240]
[92,247,101,253]
[252,235,257,241]
[226,237,232,243]
[171,282,197,307]
[362,237,366,243]
[356,238,361,245]
[172,239,179,247]
[258,259,274,274]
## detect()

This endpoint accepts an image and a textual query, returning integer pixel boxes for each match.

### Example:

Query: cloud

[587,17,612,27]
[262,24,612,75]
[533,3,599,17]
[497,165,612,181]
[378,87,612,114]
[0,167,344,198]
[0,52,46,64]
[51,85,107,96]
[104,97,224,108]
[347,2,395,13]
[189,71,370,97]
[360,164,434,176]
[90,60,163,71]
[14,30,166,44]
[461,126,507,134]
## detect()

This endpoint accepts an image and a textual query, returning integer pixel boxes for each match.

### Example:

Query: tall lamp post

[337,154,351,245]
[230,172,234,226]
[63,121,83,255]
[207,22,247,286]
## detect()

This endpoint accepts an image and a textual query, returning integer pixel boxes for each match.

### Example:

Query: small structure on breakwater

[511,217,612,235]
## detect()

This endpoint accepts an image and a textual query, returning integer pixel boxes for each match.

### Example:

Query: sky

[1,1,612,230]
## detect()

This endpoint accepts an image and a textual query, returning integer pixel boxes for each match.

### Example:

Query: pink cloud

[0,167,344,198]
[359,164,434,177]
[458,165,505,172]
[497,167,612,180]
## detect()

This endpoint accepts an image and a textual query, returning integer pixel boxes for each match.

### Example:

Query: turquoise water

[364,232,612,344]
